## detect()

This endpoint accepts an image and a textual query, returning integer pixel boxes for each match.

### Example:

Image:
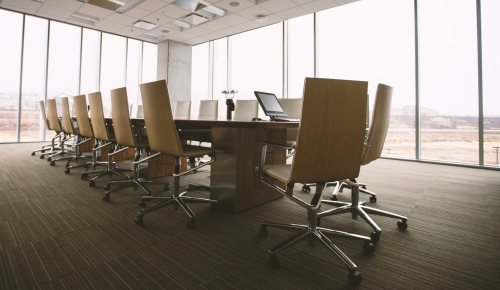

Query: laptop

[254,91,297,121]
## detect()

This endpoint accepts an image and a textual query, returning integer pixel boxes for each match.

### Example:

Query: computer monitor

[254,91,287,120]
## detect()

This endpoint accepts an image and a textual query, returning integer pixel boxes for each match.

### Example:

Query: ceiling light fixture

[115,0,145,13]
[132,20,158,31]
[31,0,45,3]
[255,14,268,22]
[69,12,100,25]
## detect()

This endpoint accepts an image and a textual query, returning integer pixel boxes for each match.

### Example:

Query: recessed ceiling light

[229,1,239,7]
[255,14,268,22]
[161,29,170,33]
[133,20,158,31]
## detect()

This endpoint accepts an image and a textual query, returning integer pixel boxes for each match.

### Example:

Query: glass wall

[20,16,48,142]
[0,8,157,143]
[287,14,314,99]
[0,10,23,142]
[191,42,210,118]
[419,0,479,164]
[481,0,500,166]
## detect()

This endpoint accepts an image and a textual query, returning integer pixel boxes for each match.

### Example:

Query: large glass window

[100,33,126,115]
[317,0,416,158]
[20,16,48,142]
[47,22,81,100]
[481,0,500,167]
[191,42,210,118]
[213,38,228,120]
[287,14,314,99]
[419,0,478,164]
[80,28,101,95]
[142,42,158,83]
[126,39,142,107]
[230,23,283,100]
[0,10,23,143]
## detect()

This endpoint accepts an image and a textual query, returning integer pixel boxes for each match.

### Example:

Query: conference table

[132,118,299,213]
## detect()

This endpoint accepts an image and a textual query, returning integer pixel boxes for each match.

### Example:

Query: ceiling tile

[336,0,359,5]
[235,5,271,20]
[289,0,314,5]
[217,13,248,25]
[77,3,114,19]
[276,5,308,19]
[258,0,297,13]
[43,0,83,11]
[2,0,41,13]
[301,0,339,13]
[37,4,74,19]
[138,0,169,11]
[235,20,264,32]
[213,0,254,13]
[198,19,229,32]
[184,26,210,37]
[104,12,136,25]
[142,12,174,26]
[124,6,151,18]
[157,4,191,19]
[95,20,126,32]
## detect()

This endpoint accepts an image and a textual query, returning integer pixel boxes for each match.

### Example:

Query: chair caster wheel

[65,163,70,169]
[81,173,88,180]
[50,161,55,166]
[330,195,338,201]
[187,219,196,229]
[363,241,375,254]
[397,220,408,230]
[268,254,280,268]
[369,196,377,203]
[89,181,95,187]
[47,157,52,162]
[40,155,45,159]
[102,195,110,202]
[259,225,269,237]
[64,169,70,174]
[302,185,311,193]
[370,231,380,243]
[348,269,362,284]
[134,215,143,225]
[104,184,110,191]
[31,152,35,156]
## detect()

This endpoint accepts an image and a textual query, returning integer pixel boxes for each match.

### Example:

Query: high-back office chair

[198,100,218,120]
[34,100,64,159]
[258,78,373,284]
[233,99,258,121]
[135,80,217,228]
[135,104,144,118]
[81,92,129,187]
[31,100,59,157]
[102,87,167,201]
[318,84,408,243]
[278,98,302,155]
[174,100,191,119]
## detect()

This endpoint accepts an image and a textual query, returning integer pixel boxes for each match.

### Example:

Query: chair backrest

[110,87,136,147]
[73,94,94,138]
[288,78,368,184]
[61,97,75,135]
[198,100,218,120]
[39,101,50,128]
[140,80,183,156]
[279,98,302,119]
[136,104,144,118]
[46,99,62,132]
[233,99,258,121]
[88,92,110,141]
[362,84,393,165]
[174,100,191,119]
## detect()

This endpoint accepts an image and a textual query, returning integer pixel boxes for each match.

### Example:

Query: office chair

[233,99,258,121]
[318,84,408,243]
[259,78,373,284]
[31,100,60,157]
[103,87,167,201]
[134,80,217,228]
[174,100,191,119]
[80,92,130,187]
[278,98,302,157]
[34,99,64,159]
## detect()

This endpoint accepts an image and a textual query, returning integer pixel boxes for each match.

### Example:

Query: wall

[157,40,192,105]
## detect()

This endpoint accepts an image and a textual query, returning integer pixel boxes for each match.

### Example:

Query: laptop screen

[254,91,287,119]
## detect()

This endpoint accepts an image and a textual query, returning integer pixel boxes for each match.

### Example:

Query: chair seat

[182,144,213,157]
[263,164,291,183]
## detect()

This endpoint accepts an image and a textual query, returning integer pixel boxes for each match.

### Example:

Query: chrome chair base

[103,177,168,200]
[328,179,377,203]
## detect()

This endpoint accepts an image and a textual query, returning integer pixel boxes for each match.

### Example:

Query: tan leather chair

[174,100,191,119]
[319,84,408,243]
[102,87,167,201]
[233,99,258,121]
[135,80,217,228]
[278,98,302,156]
[32,100,64,158]
[258,78,373,284]
[80,92,130,187]
[198,100,218,120]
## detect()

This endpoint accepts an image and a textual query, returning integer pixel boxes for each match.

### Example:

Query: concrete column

[157,40,192,105]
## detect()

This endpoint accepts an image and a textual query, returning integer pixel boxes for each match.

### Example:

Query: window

[191,42,210,118]
[287,14,314,99]
[419,0,478,163]
[481,0,500,167]
[230,23,283,100]
[142,42,158,83]
[100,33,126,115]
[213,38,228,120]
[317,0,416,158]
[80,28,101,95]
[126,39,142,107]
[20,16,48,142]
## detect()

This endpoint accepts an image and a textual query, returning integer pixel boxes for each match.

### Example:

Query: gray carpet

[0,143,499,289]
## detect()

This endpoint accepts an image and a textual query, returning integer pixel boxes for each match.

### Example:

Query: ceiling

[0,0,357,45]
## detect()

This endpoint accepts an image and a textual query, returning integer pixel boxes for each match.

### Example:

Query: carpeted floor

[0,143,499,289]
